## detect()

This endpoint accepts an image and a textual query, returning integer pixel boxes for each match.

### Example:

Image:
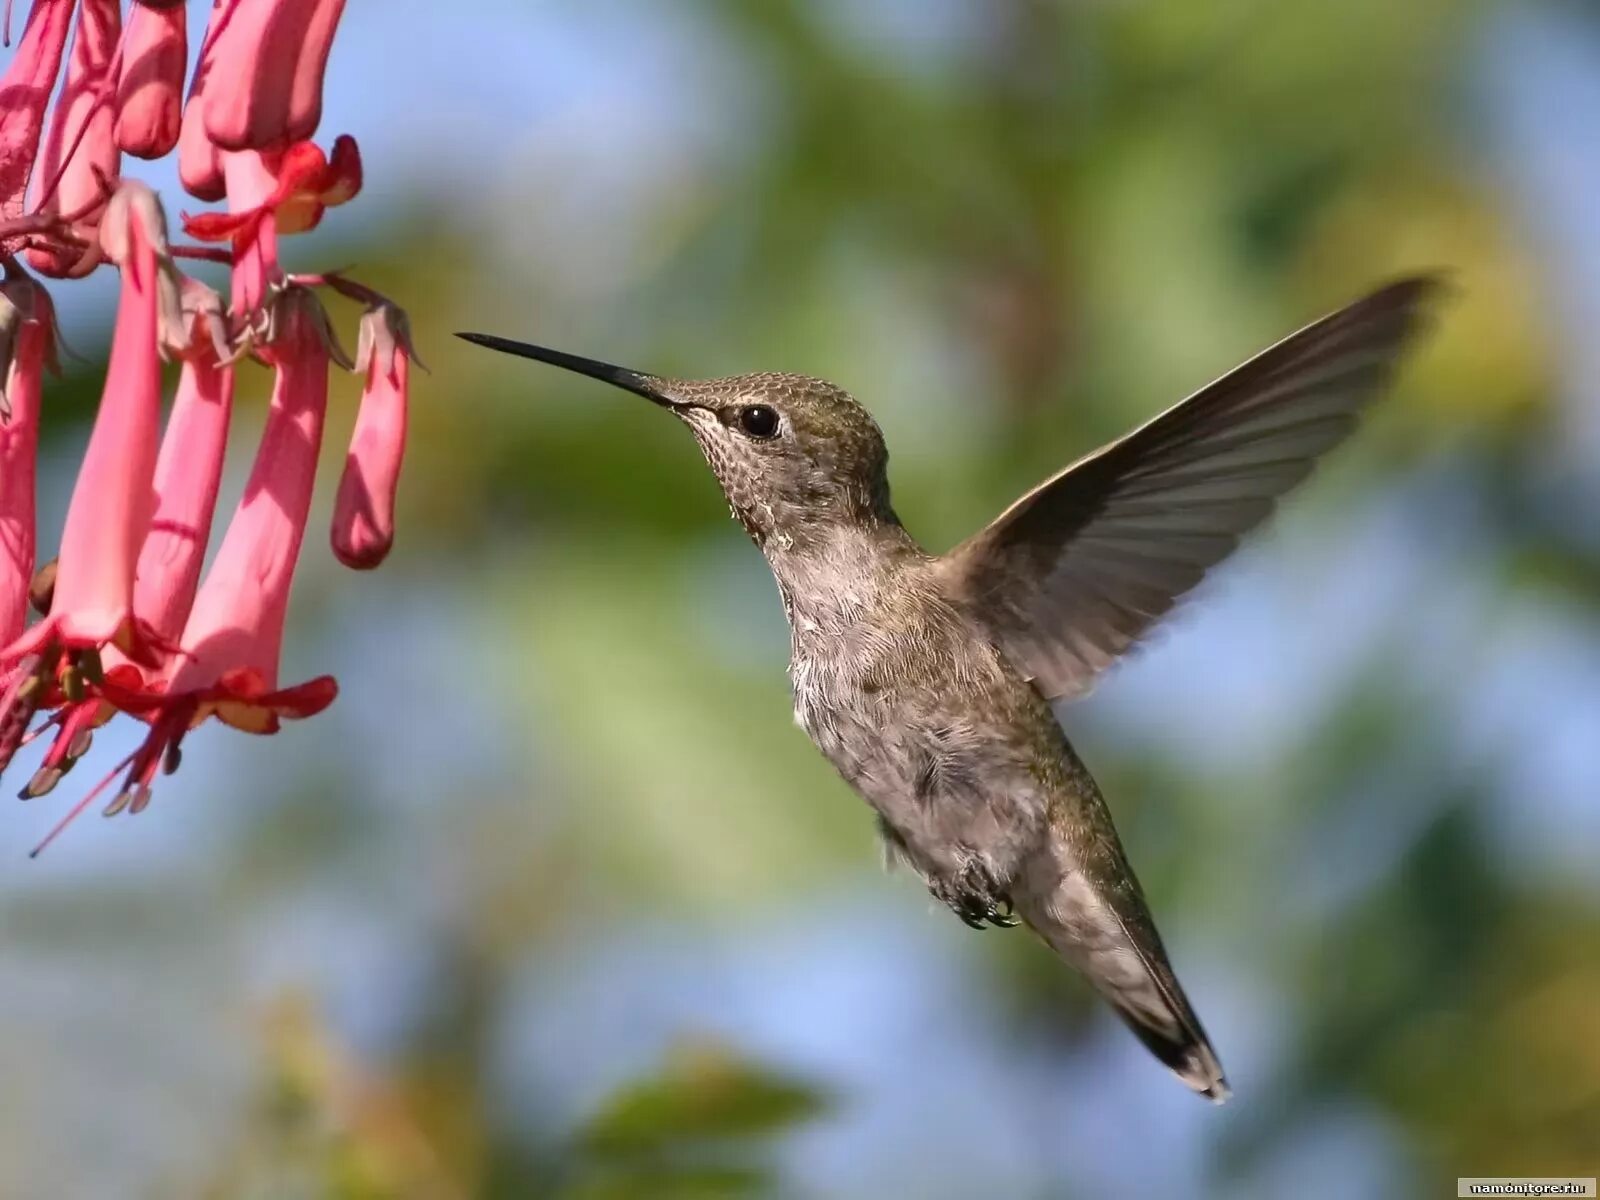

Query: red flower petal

[180,208,258,242]
[319,134,362,207]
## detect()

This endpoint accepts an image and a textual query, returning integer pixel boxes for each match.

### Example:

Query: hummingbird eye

[736,404,781,439]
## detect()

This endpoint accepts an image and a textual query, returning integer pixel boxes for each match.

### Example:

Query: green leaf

[563,1163,772,1200]
[578,1042,826,1159]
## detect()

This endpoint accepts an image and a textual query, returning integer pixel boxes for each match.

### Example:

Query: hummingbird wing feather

[938,276,1441,701]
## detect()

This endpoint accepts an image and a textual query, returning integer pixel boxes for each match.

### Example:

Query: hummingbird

[458,276,1440,1102]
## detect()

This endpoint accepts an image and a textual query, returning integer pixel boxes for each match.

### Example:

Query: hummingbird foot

[932,860,1018,931]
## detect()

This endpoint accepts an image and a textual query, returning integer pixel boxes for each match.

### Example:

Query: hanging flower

[5,181,168,670]
[176,0,232,202]
[0,265,58,649]
[89,286,341,825]
[202,0,346,151]
[183,135,362,316]
[0,0,418,853]
[0,0,75,222]
[24,0,122,278]
[333,303,416,569]
[132,279,236,646]
[115,0,187,159]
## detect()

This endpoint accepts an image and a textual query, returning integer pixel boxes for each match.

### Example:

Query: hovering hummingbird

[459,276,1440,1102]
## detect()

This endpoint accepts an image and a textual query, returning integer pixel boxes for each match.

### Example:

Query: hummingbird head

[456,333,897,549]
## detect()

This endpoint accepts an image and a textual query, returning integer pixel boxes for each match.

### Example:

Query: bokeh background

[3,1,1598,1196]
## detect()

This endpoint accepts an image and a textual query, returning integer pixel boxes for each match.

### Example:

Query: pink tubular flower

[6,183,167,668]
[0,269,57,649]
[201,0,346,150]
[0,266,58,776]
[177,96,226,203]
[203,0,312,150]
[185,136,363,242]
[219,148,282,316]
[132,279,235,645]
[97,286,340,819]
[114,0,187,159]
[183,135,361,316]
[288,0,347,141]
[23,279,240,802]
[0,0,75,221]
[2,0,418,850]
[168,287,337,725]
[333,304,415,569]
[24,0,122,278]
[176,0,235,202]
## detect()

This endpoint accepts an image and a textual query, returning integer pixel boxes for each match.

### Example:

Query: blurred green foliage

[198,1001,821,1200]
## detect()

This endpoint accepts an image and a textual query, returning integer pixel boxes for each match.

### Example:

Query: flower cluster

[0,1,416,853]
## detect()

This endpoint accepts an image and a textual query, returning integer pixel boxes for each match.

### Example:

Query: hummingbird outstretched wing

[938,276,1442,701]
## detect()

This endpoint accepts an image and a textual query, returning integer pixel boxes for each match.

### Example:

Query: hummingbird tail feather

[1110,993,1231,1104]
[1013,865,1232,1103]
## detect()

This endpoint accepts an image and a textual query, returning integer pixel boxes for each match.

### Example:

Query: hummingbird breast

[780,549,1060,890]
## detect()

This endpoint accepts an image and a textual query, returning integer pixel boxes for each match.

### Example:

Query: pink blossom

[167,287,336,721]
[24,0,122,278]
[216,146,283,316]
[0,268,57,649]
[133,281,235,646]
[184,135,362,316]
[93,287,340,821]
[0,0,74,221]
[0,0,412,850]
[5,183,167,667]
[177,99,227,203]
[115,0,187,159]
[333,304,415,569]
[31,280,239,803]
[176,1,234,202]
[205,0,316,151]
[288,0,347,141]
[0,267,59,777]
[186,0,345,150]
[184,135,363,242]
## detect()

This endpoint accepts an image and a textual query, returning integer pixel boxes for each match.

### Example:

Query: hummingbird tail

[1109,992,1231,1104]
[1013,857,1232,1103]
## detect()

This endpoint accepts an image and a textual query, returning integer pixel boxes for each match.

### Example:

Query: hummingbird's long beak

[454,332,677,407]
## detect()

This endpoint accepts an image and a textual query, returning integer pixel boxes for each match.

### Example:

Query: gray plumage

[458,275,1442,1103]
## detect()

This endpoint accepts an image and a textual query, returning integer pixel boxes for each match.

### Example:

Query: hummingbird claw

[933,863,1017,932]
[987,903,1020,929]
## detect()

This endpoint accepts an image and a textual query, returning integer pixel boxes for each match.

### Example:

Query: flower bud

[332,305,415,569]
[203,0,321,151]
[115,0,188,159]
